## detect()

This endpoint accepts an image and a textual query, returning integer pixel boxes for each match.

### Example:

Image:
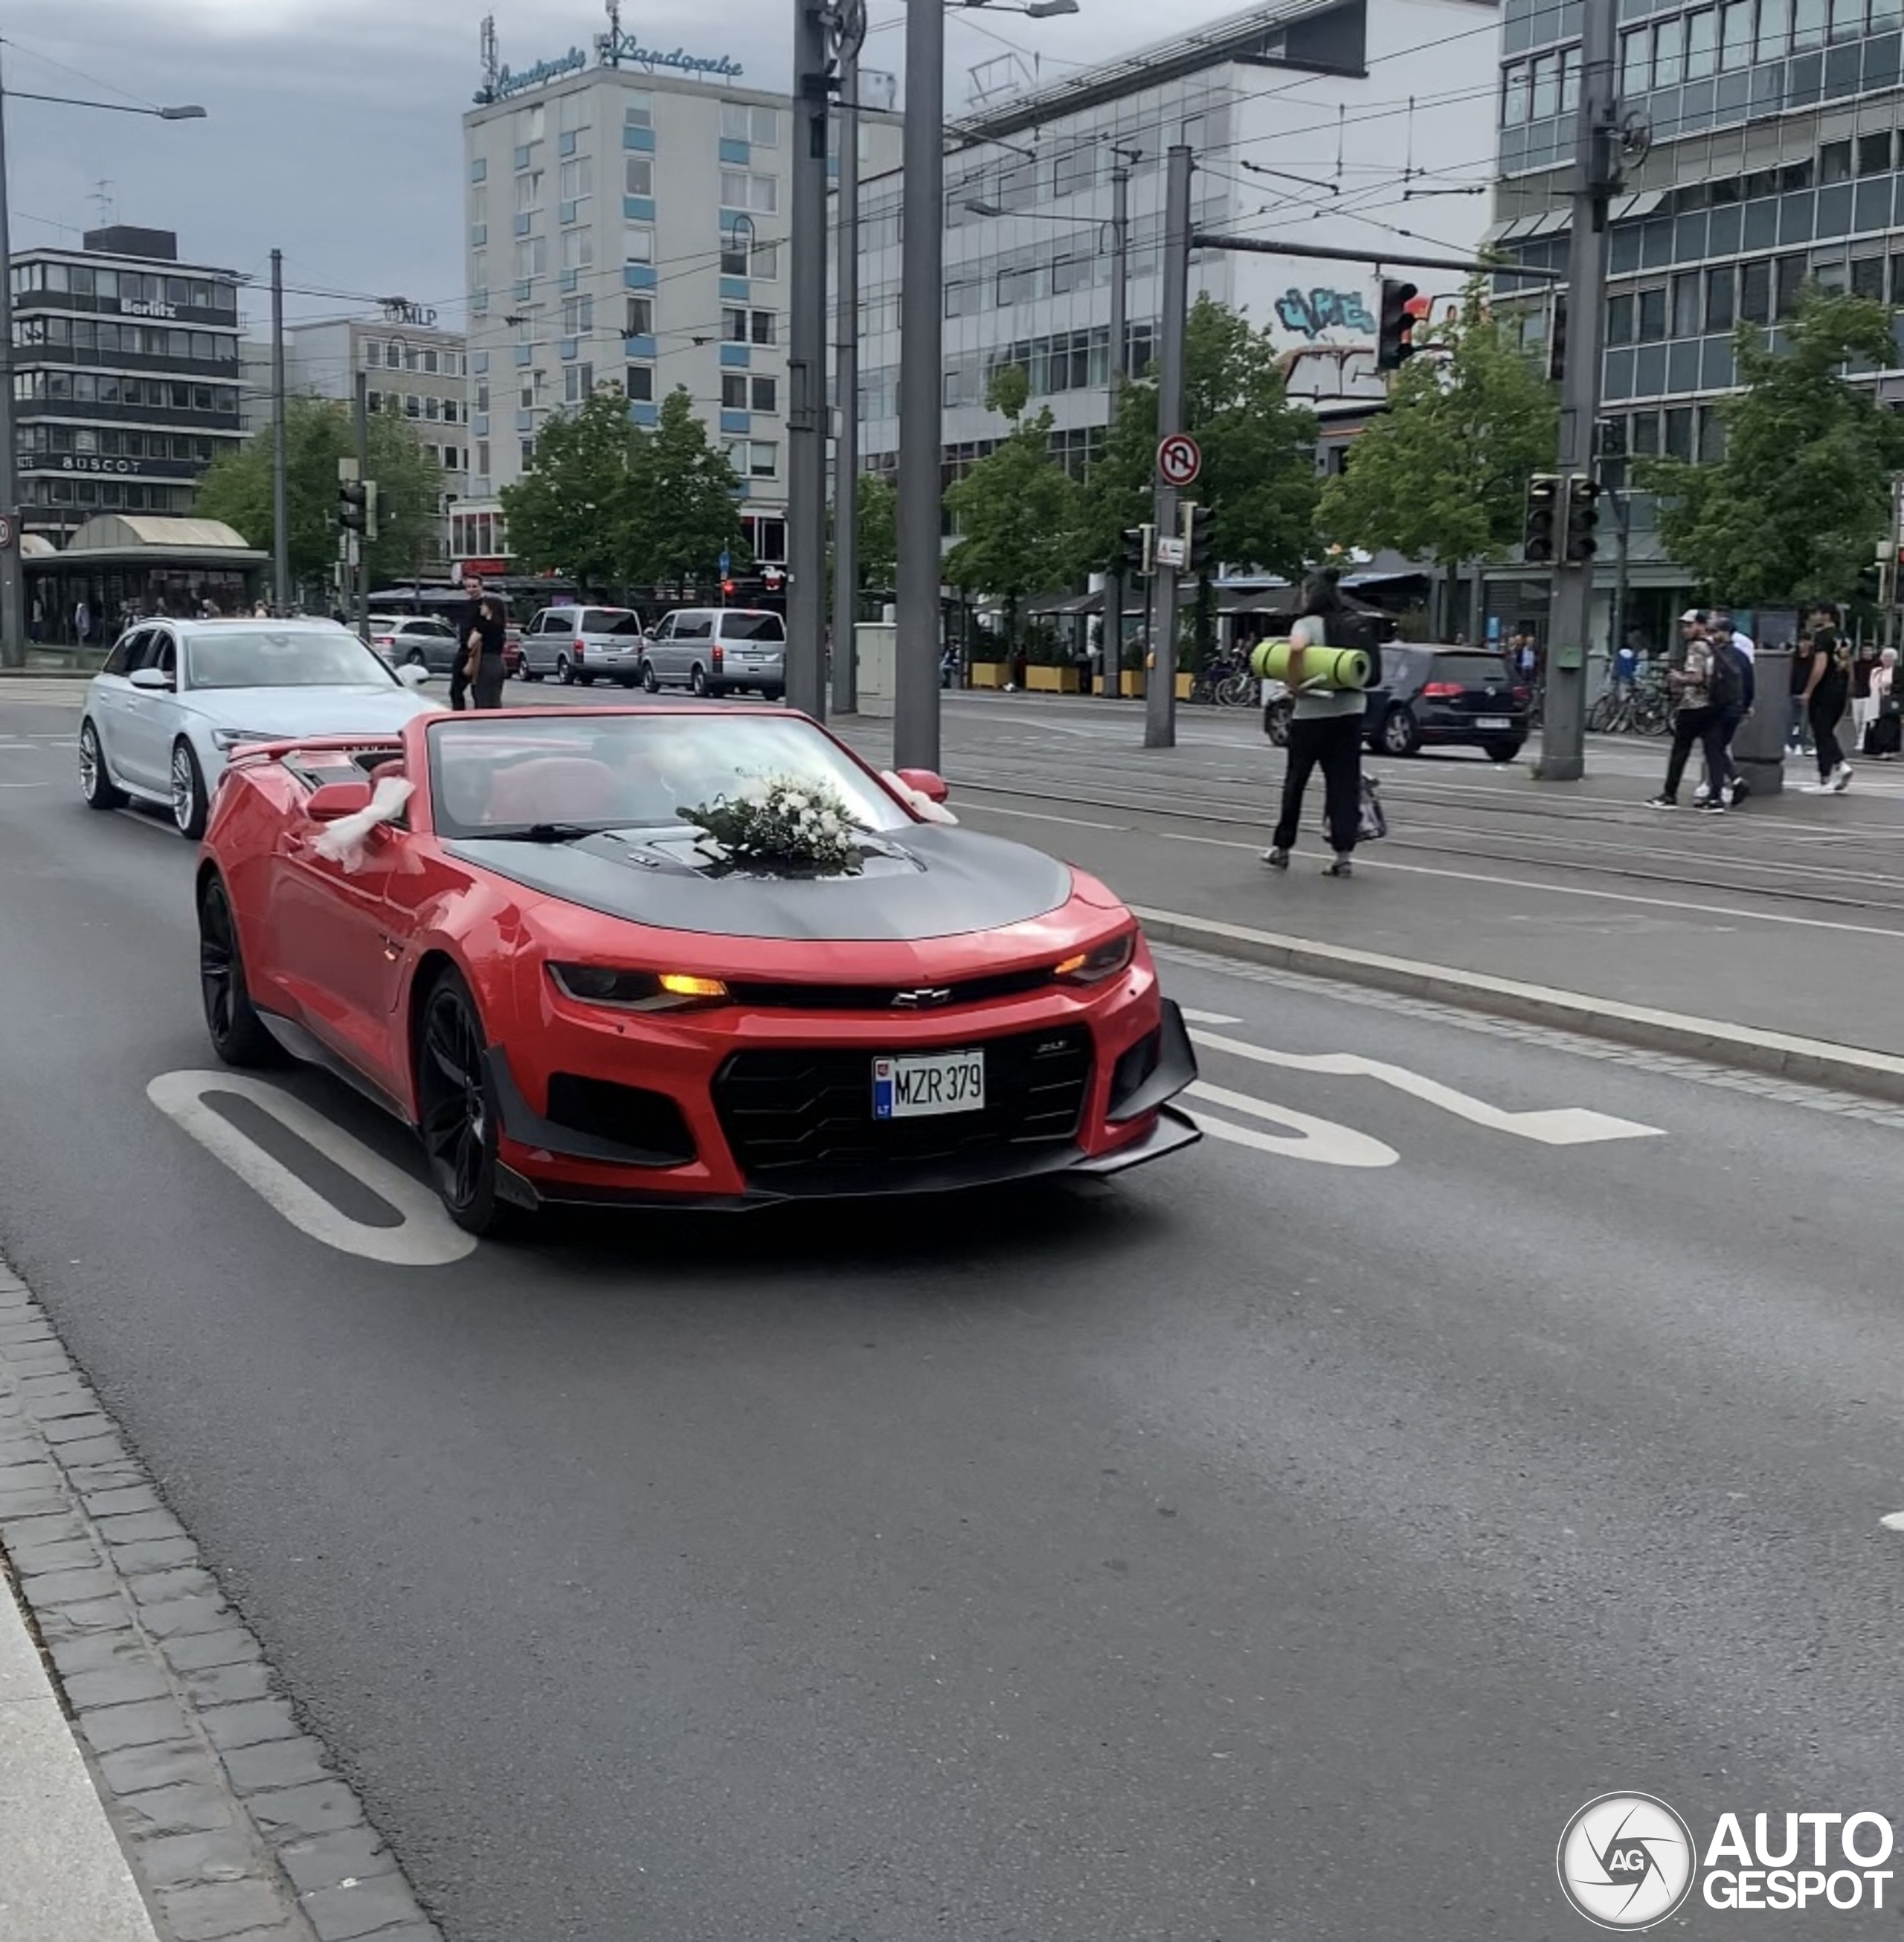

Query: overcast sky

[5,0,1240,338]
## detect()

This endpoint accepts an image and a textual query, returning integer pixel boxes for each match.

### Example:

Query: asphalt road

[2,689,1903,1939]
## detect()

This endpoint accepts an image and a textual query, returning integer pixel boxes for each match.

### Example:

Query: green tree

[193,396,442,593]
[1643,287,1904,607]
[500,386,642,591]
[626,387,747,588]
[943,370,1084,649]
[1079,295,1320,584]
[855,471,897,590]
[1316,283,1558,569]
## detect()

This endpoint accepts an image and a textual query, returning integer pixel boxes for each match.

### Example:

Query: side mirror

[395,663,431,689]
[894,767,949,804]
[129,666,173,692]
[306,779,373,823]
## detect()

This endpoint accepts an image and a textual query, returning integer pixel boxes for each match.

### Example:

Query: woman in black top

[1798,601,1853,791]
[464,597,509,710]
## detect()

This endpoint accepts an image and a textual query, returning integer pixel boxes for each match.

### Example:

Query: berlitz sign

[120,300,178,320]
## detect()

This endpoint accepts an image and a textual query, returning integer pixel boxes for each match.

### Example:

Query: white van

[640,608,786,700]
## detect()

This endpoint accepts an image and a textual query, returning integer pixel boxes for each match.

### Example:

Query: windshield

[426,713,911,839]
[184,628,399,692]
[581,610,641,636]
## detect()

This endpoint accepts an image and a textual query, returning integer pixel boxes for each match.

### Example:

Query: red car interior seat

[484,756,623,826]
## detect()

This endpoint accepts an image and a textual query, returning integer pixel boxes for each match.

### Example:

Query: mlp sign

[1157,434,1202,489]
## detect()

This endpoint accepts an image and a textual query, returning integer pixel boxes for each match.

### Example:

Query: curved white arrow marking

[1187,1081,1399,1167]
[147,1070,476,1266]
[1187,1028,1662,1145]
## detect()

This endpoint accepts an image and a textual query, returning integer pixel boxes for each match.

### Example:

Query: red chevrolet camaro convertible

[195,706,1199,1233]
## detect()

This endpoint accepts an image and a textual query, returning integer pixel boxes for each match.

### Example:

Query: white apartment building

[459,25,900,575]
[854,0,1499,518]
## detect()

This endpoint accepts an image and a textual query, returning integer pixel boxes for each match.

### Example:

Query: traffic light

[1181,501,1214,574]
[1562,475,1601,565]
[1121,523,1156,576]
[338,478,368,536]
[1376,279,1421,372]
[1546,293,1569,385]
[1523,474,1561,563]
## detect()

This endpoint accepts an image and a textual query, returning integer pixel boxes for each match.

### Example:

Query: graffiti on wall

[1275,287,1377,339]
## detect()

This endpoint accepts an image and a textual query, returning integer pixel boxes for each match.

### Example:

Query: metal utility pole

[353,370,370,641]
[893,0,945,773]
[1537,0,1619,782]
[1143,144,1193,751]
[0,53,22,669]
[1102,154,1132,701]
[786,0,832,721]
[831,47,861,716]
[269,250,290,614]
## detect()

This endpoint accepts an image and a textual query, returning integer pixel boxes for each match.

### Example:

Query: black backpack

[1320,608,1383,690]
[1708,639,1745,713]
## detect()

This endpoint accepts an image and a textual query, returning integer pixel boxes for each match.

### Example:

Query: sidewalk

[0,1573,159,1942]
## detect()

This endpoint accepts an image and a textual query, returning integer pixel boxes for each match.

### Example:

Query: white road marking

[1186,1081,1399,1167]
[146,1070,476,1266]
[1189,1027,1664,1145]
[955,801,1128,832]
[1177,1006,1242,1025]
[1882,1512,1904,1532]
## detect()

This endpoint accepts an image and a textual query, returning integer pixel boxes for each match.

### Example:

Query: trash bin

[1734,648,1792,797]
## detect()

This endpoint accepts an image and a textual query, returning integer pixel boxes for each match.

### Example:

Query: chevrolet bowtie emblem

[891,987,953,1008]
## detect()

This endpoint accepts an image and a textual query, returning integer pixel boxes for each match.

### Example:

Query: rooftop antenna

[599,0,625,65]
[90,180,115,227]
[477,14,500,102]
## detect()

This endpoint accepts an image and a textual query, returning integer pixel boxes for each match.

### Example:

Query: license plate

[1478,716,1511,729]
[872,1049,985,1119]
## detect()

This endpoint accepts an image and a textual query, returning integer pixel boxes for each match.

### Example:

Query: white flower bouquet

[680,774,863,875]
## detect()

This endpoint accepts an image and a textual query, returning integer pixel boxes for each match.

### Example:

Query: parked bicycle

[1188,651,1258,707]
[1586,669,1673,736]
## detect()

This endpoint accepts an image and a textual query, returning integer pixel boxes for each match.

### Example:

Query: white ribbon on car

[882,771,958,825]
[311,775,415,873]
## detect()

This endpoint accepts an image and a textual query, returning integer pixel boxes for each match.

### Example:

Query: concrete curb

[1133,904,1904,1105]
[0,1567,161,1942]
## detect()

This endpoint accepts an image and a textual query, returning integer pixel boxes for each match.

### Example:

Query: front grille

[713,1026,1092,1185]
[724,966,1055,1012]
[545,1073,696,1165]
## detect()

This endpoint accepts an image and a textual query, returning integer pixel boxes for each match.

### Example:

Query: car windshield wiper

[477,822,608,843]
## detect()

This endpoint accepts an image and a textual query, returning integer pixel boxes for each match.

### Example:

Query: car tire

[689,665,709,698]
[170,740,209,839]
[576,672,595,687]
[640,661,659,693]
[524,667,544,682]
[1485,739,1525,764]
[1380,705,1421,757]
[556,655,573,684]
[414,969,518,1239]
[405,649,427,668]
[197,874,286,1069]
[618,674,639,689]
[78,718,126,810]
[763,687,784,704]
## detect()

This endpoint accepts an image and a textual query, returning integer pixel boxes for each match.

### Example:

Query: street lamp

[0,65,207,666]
[894,0,1071,769]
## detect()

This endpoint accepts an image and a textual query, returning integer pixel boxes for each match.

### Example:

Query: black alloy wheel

[1381,705,1421,757]
[198,877,284,1067]
[416,973,515,1237]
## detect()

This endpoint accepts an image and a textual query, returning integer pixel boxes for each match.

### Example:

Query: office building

[1488,0,1904,640]
[9,226,243,547]
[852,0,1498,538]
[457,25,901,575]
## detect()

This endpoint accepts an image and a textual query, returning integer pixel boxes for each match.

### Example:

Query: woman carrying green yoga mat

[1261,568,1377,878]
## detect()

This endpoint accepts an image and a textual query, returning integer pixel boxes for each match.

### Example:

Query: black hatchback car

[1265,644,1531,762]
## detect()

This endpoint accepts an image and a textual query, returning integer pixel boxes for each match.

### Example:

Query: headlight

[1054,932,1136,986]
[212,728,279,753]
[548,964,730,1012]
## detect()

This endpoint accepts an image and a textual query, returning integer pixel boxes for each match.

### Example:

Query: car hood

[444,823,1075,942]
[186,687,443,734]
